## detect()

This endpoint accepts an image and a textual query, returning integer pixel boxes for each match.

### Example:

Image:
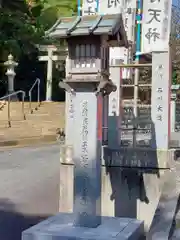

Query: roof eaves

[66,16,81,35]
[89,15,102,34]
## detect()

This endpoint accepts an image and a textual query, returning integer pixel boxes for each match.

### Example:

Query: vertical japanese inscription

[69,94,74,119]
[76,100,89,214]
[80,100,89,166]
[156,65,164,122]
[142,0,172,52]
[145,1,161,45]
[73,96,101,227]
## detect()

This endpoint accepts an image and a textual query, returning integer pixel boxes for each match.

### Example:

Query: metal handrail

[28,78,40,114]
[0,90,26,127]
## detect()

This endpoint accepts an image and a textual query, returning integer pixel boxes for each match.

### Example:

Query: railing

[28,78,40,114]
[0,90,26,128]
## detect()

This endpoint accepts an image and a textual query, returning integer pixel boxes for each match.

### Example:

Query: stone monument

[57,0,176,233]
[22,14,144,240]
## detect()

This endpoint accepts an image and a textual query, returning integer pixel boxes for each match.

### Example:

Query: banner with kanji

[141,0,172,53]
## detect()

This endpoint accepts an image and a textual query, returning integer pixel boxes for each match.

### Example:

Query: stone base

[22,213,144,240]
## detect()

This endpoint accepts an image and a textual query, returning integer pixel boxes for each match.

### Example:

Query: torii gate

[37,45,67,101]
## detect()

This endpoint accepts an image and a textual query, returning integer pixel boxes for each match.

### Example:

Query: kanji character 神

[145,28,160,44]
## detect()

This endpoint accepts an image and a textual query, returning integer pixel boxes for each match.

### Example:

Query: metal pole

[22,93,25,120]
[134,0,142,118]
[111,63,152,68]
[8,95,11,128]
[133,0,142,148]
[38,80,40,106]
[29,93,32,113]
[77,0,81,16]
[96,0,99,12]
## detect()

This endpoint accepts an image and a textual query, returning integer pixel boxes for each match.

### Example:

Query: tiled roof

[46,14,128,47]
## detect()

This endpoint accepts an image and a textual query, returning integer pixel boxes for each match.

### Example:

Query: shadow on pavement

[0,198,50,240]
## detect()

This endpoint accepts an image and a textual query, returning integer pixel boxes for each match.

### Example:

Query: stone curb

[0,134,57,150]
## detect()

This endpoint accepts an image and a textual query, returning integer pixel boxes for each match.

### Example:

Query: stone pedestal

[22,213,144,240]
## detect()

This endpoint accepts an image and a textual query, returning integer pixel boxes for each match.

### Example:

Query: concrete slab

[146,169,179,240]
[172,229,180,239]
[22,213,144,240]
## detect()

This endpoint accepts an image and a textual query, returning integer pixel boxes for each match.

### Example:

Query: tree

[0,8,45,59]
[0,0,54,60]
[37,0,77,30]
[0,0,29,12]
[171,2,180,84]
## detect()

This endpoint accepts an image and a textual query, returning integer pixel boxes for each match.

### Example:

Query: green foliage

[172,70,178,85]
[0,0,78,60]
[0,9,45,58]
[37,0,78,30]
[1,0,29,12]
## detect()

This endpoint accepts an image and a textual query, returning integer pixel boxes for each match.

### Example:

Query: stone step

[0,134,57,149]
[26,115,62,121]
[39,103,64,109]
[0,120,60,132]
[37,107,63,112]
[0,101,64,148]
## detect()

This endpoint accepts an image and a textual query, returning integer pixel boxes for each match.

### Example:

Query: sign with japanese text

[99,0,123,14]
[73,92,101,225]
[151,51,171,149]
[82,0,97,15]
[73,92,101,168]
[65,92,75,145]
[99,0,136,80]
[141,0,172,53]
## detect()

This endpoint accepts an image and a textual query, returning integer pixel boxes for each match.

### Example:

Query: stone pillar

[108,54,121,148]
[151,51,171,149]
[65,57,74,146]
[73,89,102,227]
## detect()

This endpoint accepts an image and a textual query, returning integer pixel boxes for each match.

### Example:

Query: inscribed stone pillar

[151,51,171,149]
[73,89,102,227]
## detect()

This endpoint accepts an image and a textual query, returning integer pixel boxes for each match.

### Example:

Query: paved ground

[0,143,60,240]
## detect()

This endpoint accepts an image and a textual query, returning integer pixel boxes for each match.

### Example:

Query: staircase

[0,101,65,147]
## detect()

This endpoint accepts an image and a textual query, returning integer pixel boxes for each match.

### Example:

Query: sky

[173,0,179,6]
